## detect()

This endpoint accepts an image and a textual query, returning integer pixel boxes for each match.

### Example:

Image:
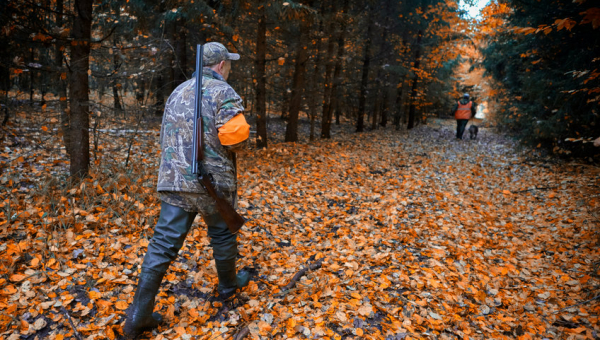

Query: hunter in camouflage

[157,66,245,214]
[124,42,251,338]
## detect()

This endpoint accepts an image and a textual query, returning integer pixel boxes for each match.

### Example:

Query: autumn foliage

[1,0,600,339]
[479,0,600,157]
[1,115,599,339]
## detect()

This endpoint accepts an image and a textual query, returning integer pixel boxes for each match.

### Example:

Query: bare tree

[67,0,93,178]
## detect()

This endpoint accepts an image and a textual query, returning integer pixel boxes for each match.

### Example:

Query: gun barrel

[192,44,204,175]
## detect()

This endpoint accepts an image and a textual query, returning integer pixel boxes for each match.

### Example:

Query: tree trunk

[307,2,325,142]
[356,11,374,133]
[280,78,289,120]
[112,78,122,111]
[374,21,389,129]
[68,0,93,178]
[0,69,8,99]
[55,0,71,155]
[29,48,34,102]
[110,3,122,113]
[335,95,341,125]
[319,1,337,139]
[1,70,8,126]
[285,5,312,143]
[407,77,419,129]
[407,31,422,130]
[154,73,165,116]
[327,0,349,131]
[380,85,389,127]
[112,38,122,113]
[255,4,268,148]
[372,92,380,130]
[174,18,188,86]
[136,80,145,106]
[394,77,405,129]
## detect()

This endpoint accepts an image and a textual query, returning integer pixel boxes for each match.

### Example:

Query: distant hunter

[452,93,477,140]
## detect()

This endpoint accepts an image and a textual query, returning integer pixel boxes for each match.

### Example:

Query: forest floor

[0,112,599,340]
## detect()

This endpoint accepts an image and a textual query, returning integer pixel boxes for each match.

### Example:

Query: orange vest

[455,101,472,119]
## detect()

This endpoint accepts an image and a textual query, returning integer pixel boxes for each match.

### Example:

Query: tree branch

[280,258,324,293]
[61,306,84,340]
[93,26,117,44]
[233,326,250,340]
[555,295,600,313]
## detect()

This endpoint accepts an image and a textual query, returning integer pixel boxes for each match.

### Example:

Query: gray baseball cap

[203,42,240,65]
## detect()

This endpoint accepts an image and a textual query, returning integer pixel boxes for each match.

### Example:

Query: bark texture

[285,1,313,143]
[255,4,268,148]
[68,0,93,178]
[356,11,374,133]
[407,31,422,130]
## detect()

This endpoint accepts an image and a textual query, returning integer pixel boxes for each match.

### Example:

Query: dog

[468,125,478,140]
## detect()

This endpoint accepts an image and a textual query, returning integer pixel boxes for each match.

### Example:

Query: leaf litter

[0,117,599,339]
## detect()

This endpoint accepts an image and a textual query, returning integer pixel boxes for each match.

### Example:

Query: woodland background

[0,0,599,339]
[1,0,598,178]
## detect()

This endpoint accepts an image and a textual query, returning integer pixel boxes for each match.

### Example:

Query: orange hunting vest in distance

[455,101,472,119]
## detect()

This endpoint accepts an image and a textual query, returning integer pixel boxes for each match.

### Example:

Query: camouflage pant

[159,191,237,218]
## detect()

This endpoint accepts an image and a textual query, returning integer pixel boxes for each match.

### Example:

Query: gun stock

[198,173,245,234]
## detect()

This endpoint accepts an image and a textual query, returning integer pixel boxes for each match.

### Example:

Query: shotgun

[192,44,245,234]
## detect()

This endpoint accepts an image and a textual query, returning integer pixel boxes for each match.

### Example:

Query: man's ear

[218,60,227,71]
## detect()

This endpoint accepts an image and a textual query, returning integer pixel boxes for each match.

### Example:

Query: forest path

[1,119,598,339]
[232,120,599,339]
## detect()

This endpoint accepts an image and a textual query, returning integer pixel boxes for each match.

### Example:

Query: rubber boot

[123,270,164,338]
[124,201,196,338]
[215,259,250,300]
[204,211,250,300]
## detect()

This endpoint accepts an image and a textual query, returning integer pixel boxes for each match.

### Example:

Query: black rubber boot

[204,212,250,300]
[215,259,250,300]
[124,201,196,338]
[123,270,164,338]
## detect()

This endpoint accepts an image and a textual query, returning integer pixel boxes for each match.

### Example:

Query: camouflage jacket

[157,68,245,194]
